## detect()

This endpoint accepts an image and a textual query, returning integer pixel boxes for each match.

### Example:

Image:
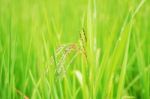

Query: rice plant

[0,0,149,99]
